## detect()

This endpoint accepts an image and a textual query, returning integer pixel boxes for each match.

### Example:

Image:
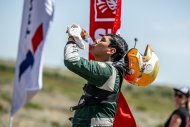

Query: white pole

[9,116,14,127]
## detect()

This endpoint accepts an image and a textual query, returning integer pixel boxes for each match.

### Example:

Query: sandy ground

[0,84,166,127]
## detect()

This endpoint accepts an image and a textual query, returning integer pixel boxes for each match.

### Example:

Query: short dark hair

[107,34,128,62]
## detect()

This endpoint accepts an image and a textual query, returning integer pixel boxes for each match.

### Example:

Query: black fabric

[84,84,118,103]
[164,107,189,127]
[113,62,125,76]
[70,65,123,111]
[71,84,119,111]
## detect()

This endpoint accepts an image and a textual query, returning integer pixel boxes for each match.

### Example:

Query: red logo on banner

[89,0,120,59]
[95,0,117,21]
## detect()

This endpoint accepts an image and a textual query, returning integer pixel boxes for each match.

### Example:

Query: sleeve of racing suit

[64,41,113,87]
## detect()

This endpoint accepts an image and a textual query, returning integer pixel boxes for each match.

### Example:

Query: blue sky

[0,0,190,87]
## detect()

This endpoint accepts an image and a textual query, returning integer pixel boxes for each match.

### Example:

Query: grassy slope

[0,60,175,127]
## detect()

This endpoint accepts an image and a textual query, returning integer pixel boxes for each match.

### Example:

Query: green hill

[0,59,174,127]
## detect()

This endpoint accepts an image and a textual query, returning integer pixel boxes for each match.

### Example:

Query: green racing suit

[64,41,122,127]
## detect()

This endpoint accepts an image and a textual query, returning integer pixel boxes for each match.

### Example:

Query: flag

[10,0,54,117]
[89,0,121,59]
[89,0,137,126]
[113,93,137,127]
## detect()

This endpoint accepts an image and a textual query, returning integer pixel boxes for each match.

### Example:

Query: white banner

[11,0,54,116]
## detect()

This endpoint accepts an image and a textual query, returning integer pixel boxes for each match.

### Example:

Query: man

[64,24,128,127]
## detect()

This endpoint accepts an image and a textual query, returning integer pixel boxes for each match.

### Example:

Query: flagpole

[9,116,14,127]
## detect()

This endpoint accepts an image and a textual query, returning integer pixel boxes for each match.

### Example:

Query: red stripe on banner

[112,0,121,34]
[112,0,137,126]
[32,24,43,53]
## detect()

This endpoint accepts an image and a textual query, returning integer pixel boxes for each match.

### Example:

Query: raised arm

[64,40,113,87]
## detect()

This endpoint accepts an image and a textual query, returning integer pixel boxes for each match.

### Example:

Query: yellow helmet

[125,44,160,86]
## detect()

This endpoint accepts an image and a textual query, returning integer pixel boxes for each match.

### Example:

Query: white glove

[67,24,85,49]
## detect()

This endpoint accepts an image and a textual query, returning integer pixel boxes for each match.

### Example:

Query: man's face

[90,35,114,59]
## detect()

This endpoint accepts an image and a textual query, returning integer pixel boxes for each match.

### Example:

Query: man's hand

[67,24,85,49]
[81,29,88,40]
